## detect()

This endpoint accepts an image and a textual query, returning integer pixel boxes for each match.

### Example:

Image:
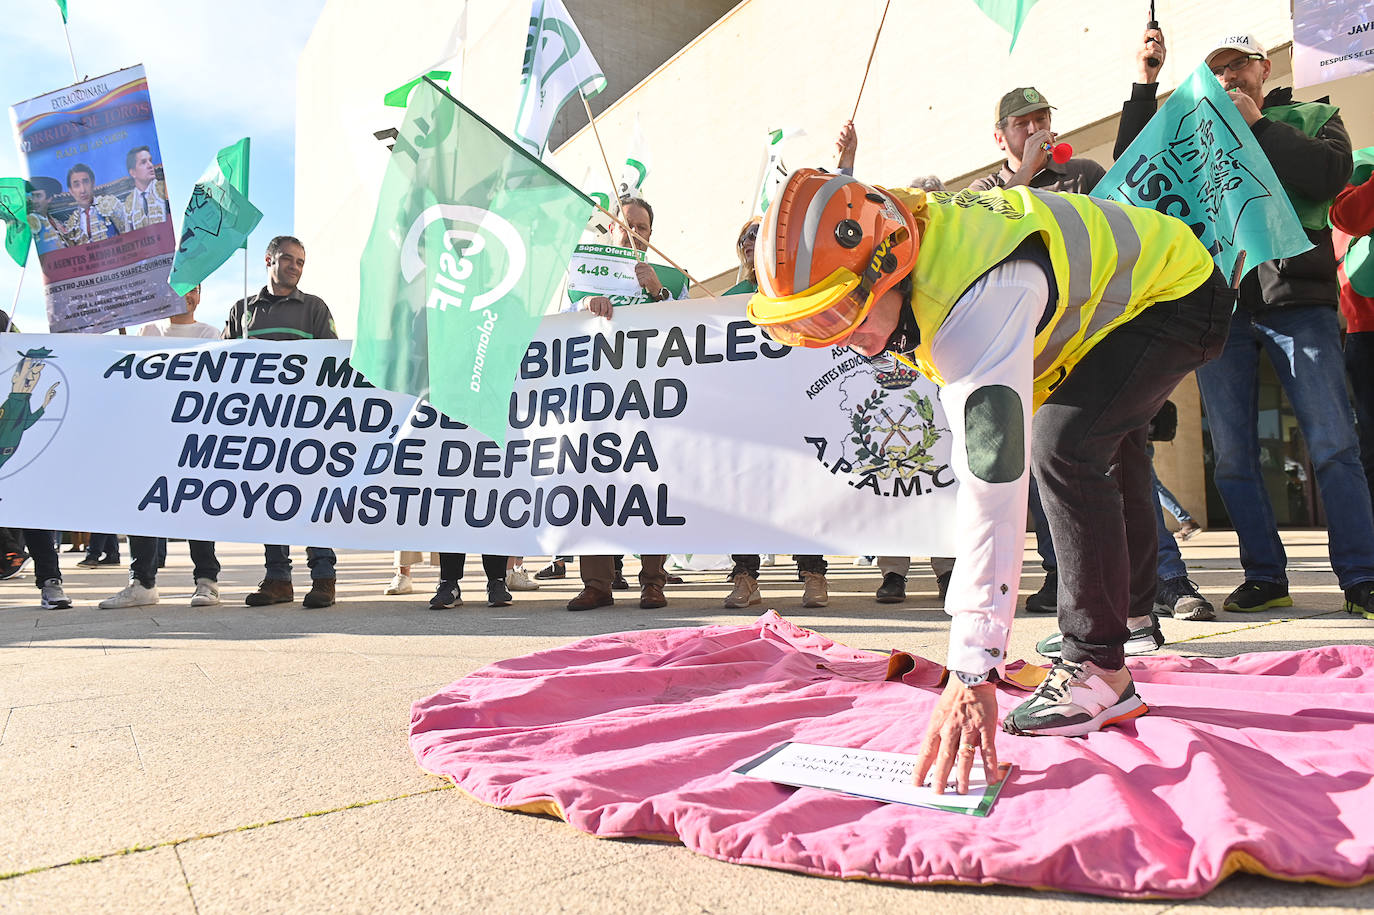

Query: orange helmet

[747,168,919,347]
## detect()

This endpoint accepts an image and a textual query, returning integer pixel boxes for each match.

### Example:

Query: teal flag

[973,0,1042,52]
[1091,61,1313,281]
[52,0,68,23]
[168,138,262,296]
[0,178,32,268]
[353,78,594,444]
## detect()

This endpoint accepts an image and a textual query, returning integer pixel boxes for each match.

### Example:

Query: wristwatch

[652,286,671,301]
[953,669,996,688]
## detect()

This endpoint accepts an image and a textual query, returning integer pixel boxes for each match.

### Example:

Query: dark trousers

[1033,270,1232,669]
[23,529,59,585]
[437,553,507,583]
[87,532,119,562]
[1345,331,1374,501]
[729,554,826,579]
[129,536,220,588]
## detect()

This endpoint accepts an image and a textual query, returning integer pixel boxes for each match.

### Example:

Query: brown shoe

[801,571,829,608]
[639,582,667,609]
[303,578,336,609]
[245,579,293,606]
[723,573,762,609]
[567,587,614,612]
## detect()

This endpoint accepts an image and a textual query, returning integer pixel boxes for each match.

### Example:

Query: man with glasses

[1117,29,1374,619]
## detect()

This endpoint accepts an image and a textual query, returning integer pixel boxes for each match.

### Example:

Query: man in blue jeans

[1117,28,1374,616]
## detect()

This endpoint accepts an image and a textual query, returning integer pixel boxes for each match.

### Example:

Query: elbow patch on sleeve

[964,385,1025,484]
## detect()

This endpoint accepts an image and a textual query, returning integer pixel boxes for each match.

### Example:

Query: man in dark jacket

[1116,29,1374,618]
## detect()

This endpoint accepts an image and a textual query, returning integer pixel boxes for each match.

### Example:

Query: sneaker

[429,580,462,610]
[760,554,777,566]
[98,581,159,610]
[385,572,413,595]
[76,556,101,569]
[1178,519,1203,541]
[487,579,513,607]
[1025,571,1057,613]
[801,571,829,608]
[533,560,566,580]
[0,551,29,581]
[1154,576,1214,621]
[1342,581,1374,620]
[935,570,952,602]
[611,575,631,590]
[723,573,762,609]
[1223,580,1292,613]
[875,572,907,604]
[854,555,877,567]
[1003,660,1148,737]
[190,578,221,607]
[97,556,121,565]
[506,565,541,591]
[1037,613,1165,660]
[40,578,72,610]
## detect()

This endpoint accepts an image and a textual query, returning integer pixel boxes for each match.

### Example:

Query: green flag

[168,138,262,295]
[0,179,32,268]
[972,0,1042,52]
[52,0,68,23]
[353,78,594,444]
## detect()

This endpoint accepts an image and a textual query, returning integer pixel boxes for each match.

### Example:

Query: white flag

[754,127,806,217]
[618,113,651,199]
[513,0,607,156]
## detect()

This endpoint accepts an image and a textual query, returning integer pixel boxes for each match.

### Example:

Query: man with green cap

[967,87,1106,194]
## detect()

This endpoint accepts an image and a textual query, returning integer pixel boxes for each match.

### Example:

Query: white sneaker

[190,578,221,607]
[99,581,159,610]
[40,578,72,610]
[1004,660,1147,738]
[385,572,413,595]
[759,554,777,566]
[506,565,541,591]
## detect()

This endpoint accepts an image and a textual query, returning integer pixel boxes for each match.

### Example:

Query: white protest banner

[1293,0,1374,89]
[565,243,688,305]
[9,66,184,333]
[0,298,958,556]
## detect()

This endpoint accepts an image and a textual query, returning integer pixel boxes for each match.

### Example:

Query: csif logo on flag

[400,204,527,313]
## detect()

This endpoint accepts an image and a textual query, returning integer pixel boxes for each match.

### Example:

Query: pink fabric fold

[410,611,1374,898]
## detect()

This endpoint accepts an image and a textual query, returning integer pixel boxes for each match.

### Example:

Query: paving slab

[1,535,1370,911]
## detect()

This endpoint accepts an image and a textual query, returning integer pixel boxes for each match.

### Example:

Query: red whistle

[1045,142,1073,164]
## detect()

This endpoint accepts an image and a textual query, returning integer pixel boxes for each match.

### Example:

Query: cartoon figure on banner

[0,347,63,474]
[803,352,952,497]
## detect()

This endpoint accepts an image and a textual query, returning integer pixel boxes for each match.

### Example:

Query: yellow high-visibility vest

[890,186,1215,409]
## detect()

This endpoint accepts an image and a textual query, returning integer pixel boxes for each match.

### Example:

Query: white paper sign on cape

[0,297,958,555]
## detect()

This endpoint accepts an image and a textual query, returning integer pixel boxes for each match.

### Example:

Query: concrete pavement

[2,532,1371,912]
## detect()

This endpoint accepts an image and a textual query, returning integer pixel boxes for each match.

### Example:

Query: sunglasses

[737,225,760,249]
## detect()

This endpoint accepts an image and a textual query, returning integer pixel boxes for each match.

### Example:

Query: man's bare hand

[1018,128,1055,175]
[634,261,664,298]
[912,678,1002,795]
[1138,25,1166,84]
[1227,88,1262,126]
[42,382,59,408]
[584,295,614,319]
[835,119,857,170]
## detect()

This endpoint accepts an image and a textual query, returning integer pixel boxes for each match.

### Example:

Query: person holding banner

[1116,29,1374,619]
[746,168,1233,792]
[225,236,341,609]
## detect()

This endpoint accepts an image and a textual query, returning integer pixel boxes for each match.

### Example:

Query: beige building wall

[296,0,1374,525]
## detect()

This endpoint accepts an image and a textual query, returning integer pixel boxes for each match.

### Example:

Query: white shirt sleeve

[927,259,1048,676]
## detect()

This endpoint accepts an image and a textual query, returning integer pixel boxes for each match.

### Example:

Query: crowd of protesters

[2,22,1371,671]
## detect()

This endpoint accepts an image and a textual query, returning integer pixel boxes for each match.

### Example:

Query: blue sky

[0,0,327,333]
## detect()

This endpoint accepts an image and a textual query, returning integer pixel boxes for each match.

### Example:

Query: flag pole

[9,267,24,328]
[592,202,716,300]
[851,0,892,121]
[579,91,622,206]
[61,24,78,82]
